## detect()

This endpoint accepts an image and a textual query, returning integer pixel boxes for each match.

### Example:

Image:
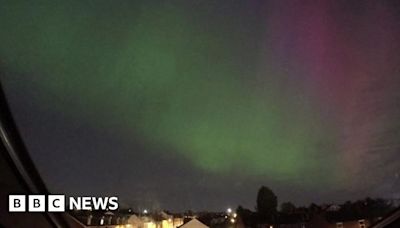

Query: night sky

[0,0,399,211]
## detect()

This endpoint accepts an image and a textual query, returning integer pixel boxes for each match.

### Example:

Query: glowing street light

[143,209,148,214]
[227,208,232,214]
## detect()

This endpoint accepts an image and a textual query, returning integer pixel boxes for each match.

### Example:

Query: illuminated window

[336,222,343,228]
[358,219,366,228]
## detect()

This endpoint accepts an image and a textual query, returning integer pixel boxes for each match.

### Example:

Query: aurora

[0,0,399,210]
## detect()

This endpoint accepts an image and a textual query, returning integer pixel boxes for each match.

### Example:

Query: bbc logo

[9,195,65,212]
[9,195,119,212]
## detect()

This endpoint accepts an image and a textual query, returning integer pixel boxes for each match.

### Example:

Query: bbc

[9,195,65,212]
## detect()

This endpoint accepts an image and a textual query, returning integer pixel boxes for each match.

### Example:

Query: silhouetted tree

[256,186,277,222]
[280,202,296,214]
[236,206,257,227]
[327,198,395,222]
[308,203,320,214]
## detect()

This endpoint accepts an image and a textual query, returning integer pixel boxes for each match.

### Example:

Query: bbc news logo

[9,195,118,212]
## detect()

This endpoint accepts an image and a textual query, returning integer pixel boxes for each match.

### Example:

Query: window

[336,222,343,228]
[358,219,366,228]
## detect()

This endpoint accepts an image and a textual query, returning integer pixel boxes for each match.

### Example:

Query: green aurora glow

[0,1,342,187]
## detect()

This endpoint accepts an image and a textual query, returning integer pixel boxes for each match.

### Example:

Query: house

[330,219,370,228]
[325,204,341,212]
[125,211,184,228]
[179,218,209,228]
[307,213,372,228]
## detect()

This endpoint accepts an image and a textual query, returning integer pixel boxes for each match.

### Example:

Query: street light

[227,208,232,214]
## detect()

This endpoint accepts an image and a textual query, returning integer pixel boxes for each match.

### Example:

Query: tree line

[236,186,396,226]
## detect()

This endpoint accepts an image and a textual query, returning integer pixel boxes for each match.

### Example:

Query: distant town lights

[227,208,232,214]
[230,218,235,223]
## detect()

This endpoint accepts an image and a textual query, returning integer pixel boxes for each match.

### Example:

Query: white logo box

[9,195,65,212]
